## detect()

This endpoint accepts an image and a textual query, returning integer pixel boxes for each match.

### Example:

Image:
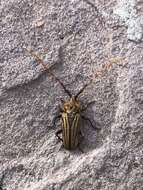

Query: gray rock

[114,0,143,42]
[0,0,143,190]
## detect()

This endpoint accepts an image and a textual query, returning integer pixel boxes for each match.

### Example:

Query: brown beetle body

[60,97,81,149]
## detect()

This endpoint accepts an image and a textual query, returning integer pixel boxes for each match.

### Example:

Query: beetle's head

[63,96,81,113]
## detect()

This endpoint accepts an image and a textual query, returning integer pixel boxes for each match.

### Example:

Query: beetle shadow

[78,117,101,152]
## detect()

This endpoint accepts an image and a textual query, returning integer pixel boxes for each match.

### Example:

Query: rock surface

[0,0,143,190]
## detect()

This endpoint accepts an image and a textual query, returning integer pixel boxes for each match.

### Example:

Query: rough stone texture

[0,0,143,190]
[114,0,143,42]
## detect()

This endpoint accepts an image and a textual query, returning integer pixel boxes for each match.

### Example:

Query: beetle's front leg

[52,115,61,127]
[55,129,63,142]
[81,115,100,130]
[81,100,96,112]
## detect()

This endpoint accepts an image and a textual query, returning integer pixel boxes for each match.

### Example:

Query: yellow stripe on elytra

[62,113,70,148]
[71,114,79,148]
[74,114,79,141]
[62,113,67,147]
[65,114,69,147]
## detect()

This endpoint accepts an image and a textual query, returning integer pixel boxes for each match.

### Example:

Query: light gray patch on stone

[114,0,143,42]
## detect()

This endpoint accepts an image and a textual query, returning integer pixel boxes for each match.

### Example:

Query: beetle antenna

[75,83,90,99]
[26,48,72,97]
[75,56,125,99]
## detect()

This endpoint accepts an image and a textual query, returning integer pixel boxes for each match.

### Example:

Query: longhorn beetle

[26,49,124,150]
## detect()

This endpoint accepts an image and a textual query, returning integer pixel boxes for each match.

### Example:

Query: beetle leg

[76,131,84,153]
[55,129,63,142]
[81,100,96,112]
[53,115,61,127]
[81,115,100,130]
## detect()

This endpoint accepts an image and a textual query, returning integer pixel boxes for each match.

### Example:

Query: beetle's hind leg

[53,115,63,142]
[55,129,63,142]
[81,115,100,130]
[76,131,84,153]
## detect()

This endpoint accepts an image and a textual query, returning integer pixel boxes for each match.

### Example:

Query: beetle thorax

[63,96,81,113]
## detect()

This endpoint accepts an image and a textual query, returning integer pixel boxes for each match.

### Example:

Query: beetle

[26,49,100,150]
[26,49,124,150]
[54,83,99,150]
